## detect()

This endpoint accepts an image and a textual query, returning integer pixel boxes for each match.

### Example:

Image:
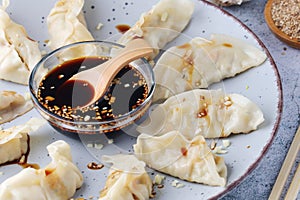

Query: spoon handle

[95,39,153,87]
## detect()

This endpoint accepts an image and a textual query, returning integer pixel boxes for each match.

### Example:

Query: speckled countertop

[217,0,300,199]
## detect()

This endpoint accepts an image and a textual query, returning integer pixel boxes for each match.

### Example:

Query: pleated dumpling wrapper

[0,140,83,200]
[0,91,33,124]
[117,0,194,59]
[0,118,45,165]
[99,154,153,200]
[211,0,249,6]
[134,131,227,187]
[0,0,42,85]
[137,89,264,139]
[153,34,267,101]
[47,0,96,61]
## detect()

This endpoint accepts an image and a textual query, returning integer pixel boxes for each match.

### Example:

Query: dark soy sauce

[115,24,131,34]
[37,56,149,122]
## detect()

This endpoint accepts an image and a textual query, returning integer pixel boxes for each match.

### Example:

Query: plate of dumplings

[0,0,282,199]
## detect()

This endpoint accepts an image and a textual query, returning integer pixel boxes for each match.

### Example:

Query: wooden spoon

[264,0,300,49]
[67,38,153,108]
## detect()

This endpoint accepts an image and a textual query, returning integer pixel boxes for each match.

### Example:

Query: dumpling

[117,0,194,59]
[153,34,267,101]
[0,140,83,200]
[0,91,33,124]
[137,89,264,139]
[0,118,45,165]
[99,154,153,200]
[211,0,250,6]
[47,0,96,60]
[134,131,227,187]
[0,0,42,85]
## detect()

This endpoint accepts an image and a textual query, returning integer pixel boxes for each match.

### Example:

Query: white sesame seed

[87,143,94,148]
[107,139,114,144]
[171,180,179,187]
[84,115,91,121]
[154,174,165,185]
[58,74,64,79]
[224,101,232,106]
[222,139,231,148]
[176,183,185,188]
[224,96,230,101]
[94,143,104,150]
[96,23,103,30]
[212,146,228,154]
[19,155,26,164]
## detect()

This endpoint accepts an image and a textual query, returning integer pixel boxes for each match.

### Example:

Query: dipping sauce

[37,56,149,122]
[115,24,131,34]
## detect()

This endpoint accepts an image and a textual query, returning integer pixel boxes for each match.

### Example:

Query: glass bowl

[29,40,155,134]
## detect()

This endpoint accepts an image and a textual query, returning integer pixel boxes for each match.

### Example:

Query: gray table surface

[212,0,300,199]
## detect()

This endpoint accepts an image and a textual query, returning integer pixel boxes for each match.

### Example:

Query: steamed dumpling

[0,0,42,85]
[117,0,194,59]
[134,131,227,187]
[47,0,95,60]
[137,89,264,139]
[0,118,45,165]
[0,91,33,124]
[99,154,153,200]
[0,140,83,200]
[211,0,250,6]
[153,34,267,101]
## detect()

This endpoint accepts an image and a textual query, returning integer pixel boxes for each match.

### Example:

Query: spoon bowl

[66,39,153,108]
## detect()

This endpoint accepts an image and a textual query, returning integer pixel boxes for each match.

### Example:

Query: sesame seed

[45,96,55,101]
[94,143,104,149]
[96,22,103,30]
[58,74,64,79]
[224,96,230,101]
[271,0,300,40]
[87,143,93,148]
[84,115,91,121]
[19,155,26,164]
[107,139,114,144]
[224,100,232,106]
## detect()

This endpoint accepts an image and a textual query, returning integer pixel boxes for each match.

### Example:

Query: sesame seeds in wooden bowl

[264,0,300,49]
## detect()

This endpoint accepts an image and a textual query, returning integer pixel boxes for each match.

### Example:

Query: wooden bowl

[264,0,300,49]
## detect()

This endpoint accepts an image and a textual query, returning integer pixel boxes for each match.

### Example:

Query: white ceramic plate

[0,0,282,199]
